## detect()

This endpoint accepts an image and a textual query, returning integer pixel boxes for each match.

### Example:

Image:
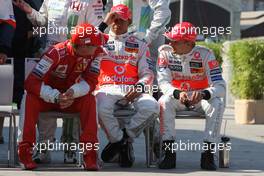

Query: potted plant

[198,41,223,64]
[228,40,264,124]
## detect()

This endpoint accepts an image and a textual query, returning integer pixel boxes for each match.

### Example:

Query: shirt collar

[109,30,129,40]
[173,46,196,60]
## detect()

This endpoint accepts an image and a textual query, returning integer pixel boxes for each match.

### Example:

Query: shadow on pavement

[0,124,263,174]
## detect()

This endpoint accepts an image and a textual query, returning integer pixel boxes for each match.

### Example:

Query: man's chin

[112,28,124,35]
[112,29,119,33]
[77,54,91,57]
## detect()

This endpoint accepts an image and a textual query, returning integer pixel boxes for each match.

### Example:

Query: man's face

[111,18,131,35]
[74,45,98,57]
[169,40,195,55]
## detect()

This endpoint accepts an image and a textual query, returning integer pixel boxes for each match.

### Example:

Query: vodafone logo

[158,57,168,71]
[114,65,125,75]
[158,58,167,66]
[116,7,122,11]
[102,75,137,83]
[194,52,201,59]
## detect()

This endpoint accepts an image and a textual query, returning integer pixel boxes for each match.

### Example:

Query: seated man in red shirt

[17,23,104,170]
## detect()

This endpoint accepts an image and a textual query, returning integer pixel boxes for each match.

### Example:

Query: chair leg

[6,113,17,167]
[144,115,160,168]
[8,114,11,167]
[145,125,150,167]
[149,122,156,166]
[159,129,163,164]
[12,113,18,166]
[78,152,83,167]
[7,113,16,167]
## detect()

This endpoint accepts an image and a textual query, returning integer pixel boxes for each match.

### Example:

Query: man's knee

[147,100,160,115]
[158,95,176,109]
[137,95,160,114]
[24,93,42,106]
[207,97,224,111]
[203,97,225,117]
[210,97,224,107]
[97,101,113,117]
[80,93,96,105]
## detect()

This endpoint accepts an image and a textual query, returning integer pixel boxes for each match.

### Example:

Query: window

[255,0,264,10]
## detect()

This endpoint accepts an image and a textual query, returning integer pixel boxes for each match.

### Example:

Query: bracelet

[201,90,211,100]
[173,89,181,99]
[98,22,108,33]
[135,82,145,93]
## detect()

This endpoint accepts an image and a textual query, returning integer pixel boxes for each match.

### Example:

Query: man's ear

[186,41,195,48]
[191,41,196,48]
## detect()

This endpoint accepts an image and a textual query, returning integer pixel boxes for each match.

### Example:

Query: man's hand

[115,91,140,108]
[179,92,190,105]
[115,98,129,107]
[13,0,32,14]
[189,91,203,106]
[125,84,145,102]
[125,91,141,103]
[64,89,74,99]
[104,12,120,26]
[115,85,143,107]
[57,89,75,109]
[0,53,7,64]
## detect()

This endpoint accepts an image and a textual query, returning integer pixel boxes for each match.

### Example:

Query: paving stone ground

[0,108,263,176]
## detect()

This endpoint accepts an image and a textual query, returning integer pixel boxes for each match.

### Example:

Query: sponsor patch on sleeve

[210,68,222,75]
[32,56,53,78]
[158,58,168,68]
[89,59,100,74]
[208,60,219,69]
[157,57,168,71]
[158,57,168,68]
[145,50,151,58]
[146,58,154,71]
[211,75,223,82]
[89,67,100,74]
